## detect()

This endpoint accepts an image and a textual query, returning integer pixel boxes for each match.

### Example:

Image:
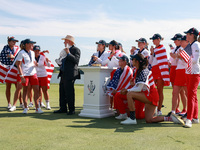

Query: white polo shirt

[16,50,36,76]
[101,50,123,68]
[101,55,119,68]
[95,50,110,65]
[149,55,158,67]
[134,49,150,58]
[35,55,50,77]
[188,41,200,74]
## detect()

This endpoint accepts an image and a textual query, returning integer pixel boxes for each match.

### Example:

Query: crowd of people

[89,27,200,128]
[0,27,199,128]
[0,35,81,116]
[0,37,52,114]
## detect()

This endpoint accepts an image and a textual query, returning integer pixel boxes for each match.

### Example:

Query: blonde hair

[198,36,200,43]
[120,47,126,53]
[20,41,25,50]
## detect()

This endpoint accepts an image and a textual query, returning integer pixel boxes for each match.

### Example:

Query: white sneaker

[170,113,184,125]
[121,117,137,125]
[184,119,192,128]
[115,113,127,120]
[35,108,44,114]
[40,102,46,108]
[157,110,162,116]
[7,104,12,109]
[9,106,16,112]
[23,108,28,114]
[28,102,34,107]
[19,103,24,108]
[192,118,199,124]
[46,103,51,110]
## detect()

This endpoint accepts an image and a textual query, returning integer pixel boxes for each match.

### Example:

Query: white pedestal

[78,66,115,118]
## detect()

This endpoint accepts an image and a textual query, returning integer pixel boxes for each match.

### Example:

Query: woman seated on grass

[120,53,184,125]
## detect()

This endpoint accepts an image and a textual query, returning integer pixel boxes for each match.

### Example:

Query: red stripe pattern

[180,50,190,63]
[179,50,192,74]
[107,65,133,96]
[186,57,192,74]
[154,45,170,86]
[44,61,54,89]
[4,66,18,83]
[13,45,19,56]
[148,71,155,88]
[0,62,9,83]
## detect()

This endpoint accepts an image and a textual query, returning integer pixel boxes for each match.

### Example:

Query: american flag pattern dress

[154,45,170,86]
[0,45,19,83]
[134,68,159,106]
[107,65,133,96]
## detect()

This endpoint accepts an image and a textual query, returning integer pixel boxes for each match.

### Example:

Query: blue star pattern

[107,68,122,89]
[135,68,149,83]
[0,45,14,66]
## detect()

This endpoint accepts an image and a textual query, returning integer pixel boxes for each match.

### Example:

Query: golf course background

[0,84,200,150]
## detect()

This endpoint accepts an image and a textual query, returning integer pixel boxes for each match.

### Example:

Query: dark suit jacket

[60,45,81,80]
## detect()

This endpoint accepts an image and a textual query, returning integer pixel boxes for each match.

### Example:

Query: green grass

[0,84,200,150]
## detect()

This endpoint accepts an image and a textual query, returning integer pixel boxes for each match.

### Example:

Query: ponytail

[198,32,200,43]
[7,36,11,42]
[135,54,149,77]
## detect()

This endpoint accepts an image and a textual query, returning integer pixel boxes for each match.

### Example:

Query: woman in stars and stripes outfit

[0,36,20,109]
[120,54,184,125]
[149,34,170,116]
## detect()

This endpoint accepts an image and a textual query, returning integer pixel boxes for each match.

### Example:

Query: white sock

[171,110,175,114]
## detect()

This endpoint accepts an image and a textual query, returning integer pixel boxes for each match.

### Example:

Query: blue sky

[0,0,200,66]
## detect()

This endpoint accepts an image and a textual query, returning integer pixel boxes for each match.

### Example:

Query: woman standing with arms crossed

[149,34,170,115]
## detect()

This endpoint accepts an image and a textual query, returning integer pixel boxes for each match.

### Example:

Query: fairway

[0,84,200,150]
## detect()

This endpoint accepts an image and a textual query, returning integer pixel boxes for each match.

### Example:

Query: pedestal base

[79,104,115,118]
[78,66,116,118]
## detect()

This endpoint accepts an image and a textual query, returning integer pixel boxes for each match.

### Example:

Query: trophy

[55,44,69,65]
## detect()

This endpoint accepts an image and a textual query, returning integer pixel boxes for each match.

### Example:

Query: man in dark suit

[54,35,81,115]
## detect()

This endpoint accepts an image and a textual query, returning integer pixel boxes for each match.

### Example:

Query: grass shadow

[0,107,88,121]
[0,106,184,133]
[67,115,183,133]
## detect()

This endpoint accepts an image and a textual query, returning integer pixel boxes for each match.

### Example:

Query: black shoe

[54,109,67,113]
[181,113,187,119]
[67,111,75,115]
[165,112,172,117]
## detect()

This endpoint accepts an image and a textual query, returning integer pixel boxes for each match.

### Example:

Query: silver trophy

[55,44,69,65]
